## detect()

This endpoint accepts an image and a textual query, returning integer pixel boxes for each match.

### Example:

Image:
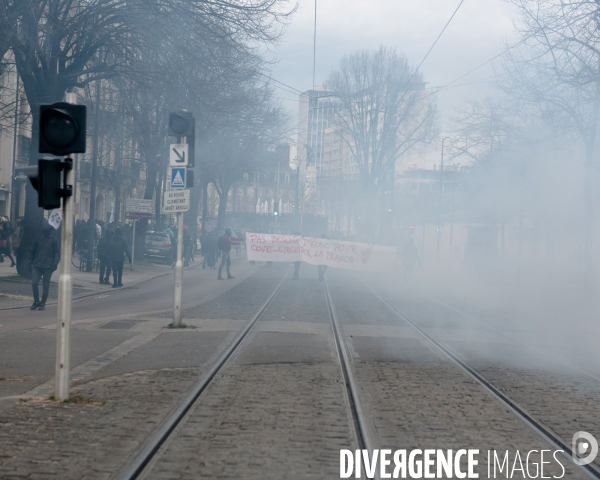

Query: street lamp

[436,136,450,262]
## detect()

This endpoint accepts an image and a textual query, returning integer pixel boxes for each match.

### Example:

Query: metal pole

[436,136,449,262]
[55,155,74,400]
[173,211,184,327]
[130,220,135,271]
[275,160,280,215]
[450,180,455,245]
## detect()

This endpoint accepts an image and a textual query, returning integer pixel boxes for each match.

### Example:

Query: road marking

[93,295,110,299]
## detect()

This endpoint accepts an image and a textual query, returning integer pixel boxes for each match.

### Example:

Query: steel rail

[325,279,379,480]
[419,291,600,384]
[117,268,290,480]
[364,282,600,480]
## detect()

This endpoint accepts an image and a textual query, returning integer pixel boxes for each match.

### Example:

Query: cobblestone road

[0,263,598,479]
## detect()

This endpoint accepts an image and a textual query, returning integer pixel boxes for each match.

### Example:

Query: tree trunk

[20,108,45,278]
[583,142,594,295]
[216,184,231,232]
[201,180,208,233]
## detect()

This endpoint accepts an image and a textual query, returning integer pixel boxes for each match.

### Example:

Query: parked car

[144,232,173,264]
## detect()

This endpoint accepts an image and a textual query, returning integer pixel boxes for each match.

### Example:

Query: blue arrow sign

[171,167,186,190]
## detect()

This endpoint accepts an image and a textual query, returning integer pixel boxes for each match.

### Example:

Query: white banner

[245,233,395,272]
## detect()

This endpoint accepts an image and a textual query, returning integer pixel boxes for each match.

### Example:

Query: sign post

[126,199,153,271]
[162,189,190,327]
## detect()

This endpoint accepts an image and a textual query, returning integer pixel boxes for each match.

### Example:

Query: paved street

[0,259,599,479]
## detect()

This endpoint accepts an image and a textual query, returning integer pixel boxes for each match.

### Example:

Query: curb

[0,261,204,311]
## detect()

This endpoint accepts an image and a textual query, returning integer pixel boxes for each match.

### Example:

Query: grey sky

[271,0,518,153]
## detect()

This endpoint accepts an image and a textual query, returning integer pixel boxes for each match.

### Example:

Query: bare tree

[325,46,437,240]
[7,0,294,275]
[502,0,600,292]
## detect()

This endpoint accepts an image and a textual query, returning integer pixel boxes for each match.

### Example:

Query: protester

[402,236,421,280]
[30,225,60,310]
[292,231,301,280]
[200,230,208,268]
[183,225,192,267]
[318,234,328,281]
[108,228,131,288]
[204,231,218,269]
[0,217,15,267]
[12,217,23,273]
[97,229,113,284]
[217,227,243,280]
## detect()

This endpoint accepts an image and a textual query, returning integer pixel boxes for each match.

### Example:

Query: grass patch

[1,275,29,282]
[0,275,58,286]
[167,323,187,329]
[134,259,155,266]
[49,394,105,406]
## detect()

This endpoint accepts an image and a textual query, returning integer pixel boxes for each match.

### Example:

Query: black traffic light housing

[39,103,87,156]
[168,111,194,137]
[169,111,195,168]
[16,158,73,210]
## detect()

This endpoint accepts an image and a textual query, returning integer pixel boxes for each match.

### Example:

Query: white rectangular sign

[245,233,396,272]
[126,198,153,213]
[162,189,190,213]
[169,144,188,167]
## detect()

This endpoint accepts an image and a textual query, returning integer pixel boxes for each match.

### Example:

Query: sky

[269,0,519,161]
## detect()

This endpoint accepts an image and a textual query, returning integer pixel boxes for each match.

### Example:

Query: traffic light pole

[55,157,74,400]
[172,136,186,328]
[173,211,184,327]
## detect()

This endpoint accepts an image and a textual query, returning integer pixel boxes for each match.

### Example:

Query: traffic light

[274,200,279,216]
[39,103,87,156]
[168,111,194,137]
[169,111,195,167]
[17,158,73,209]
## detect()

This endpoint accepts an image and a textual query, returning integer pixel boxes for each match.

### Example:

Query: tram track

[364,281,600,480]
[116,267,372,480]
[116,269,291,480]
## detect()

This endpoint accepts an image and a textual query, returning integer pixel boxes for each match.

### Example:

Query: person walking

[317,234,328,281]
[109,228,131,288]
[183,225,192,267]
[0,218,15,267]
[30,225,60,310]
[402,236,421,280]
[217,227,243,280]
[97,229,113,284]
[200,230,208,268]
[204,231,218,269]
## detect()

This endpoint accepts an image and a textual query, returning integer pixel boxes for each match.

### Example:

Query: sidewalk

[0,258,180,310]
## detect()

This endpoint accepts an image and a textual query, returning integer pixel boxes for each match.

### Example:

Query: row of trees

[312,1,599,291]
[447,0,600,290]
[0,0,294,275]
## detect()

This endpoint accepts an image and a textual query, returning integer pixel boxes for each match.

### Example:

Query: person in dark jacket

[217,227,243,280]
[30,225,60,310]
[97,229,113,284]
[182,225,192,267]
[0,219,15,267]
[109,228,131,288]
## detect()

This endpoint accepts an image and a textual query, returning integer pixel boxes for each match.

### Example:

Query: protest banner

[245,233,396,272]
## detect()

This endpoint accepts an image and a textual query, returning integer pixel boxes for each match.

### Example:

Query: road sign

[170,144,188,166]
[162,189,190,213]
[126,198,153,213]
[171,167,186,189]
[126,211,153,220]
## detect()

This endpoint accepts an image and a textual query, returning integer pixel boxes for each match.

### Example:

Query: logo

[572,432,598,466]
